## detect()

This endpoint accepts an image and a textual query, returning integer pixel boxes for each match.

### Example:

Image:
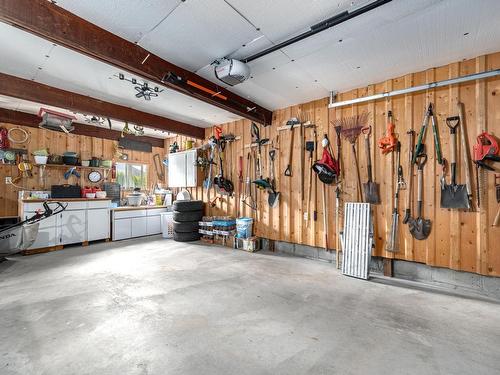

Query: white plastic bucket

[236,217,253,239]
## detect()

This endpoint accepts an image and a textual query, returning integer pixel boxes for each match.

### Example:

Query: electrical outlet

[5,177,12,184]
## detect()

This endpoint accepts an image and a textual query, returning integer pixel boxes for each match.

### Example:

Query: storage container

[236,217,253,239]
[51,184,81,198]
[161,212,174,239]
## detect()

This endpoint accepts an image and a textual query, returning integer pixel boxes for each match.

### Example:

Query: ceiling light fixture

[83,114,105,125]
[117,73,164,101]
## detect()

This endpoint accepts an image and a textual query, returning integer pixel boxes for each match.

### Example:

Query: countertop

[111,205,170,212]
[20,198,112,203]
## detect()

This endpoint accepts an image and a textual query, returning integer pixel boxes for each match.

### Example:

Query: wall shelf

[34,164,111,171]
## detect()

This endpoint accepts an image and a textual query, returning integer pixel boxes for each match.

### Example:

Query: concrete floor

[1,237,499,375]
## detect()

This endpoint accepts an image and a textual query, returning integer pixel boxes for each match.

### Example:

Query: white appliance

[214,59,250,86]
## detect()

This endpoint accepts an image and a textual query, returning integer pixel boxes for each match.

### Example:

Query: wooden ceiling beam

[0,0,273,125]
[0,72,205,139]
[0,108,166,148]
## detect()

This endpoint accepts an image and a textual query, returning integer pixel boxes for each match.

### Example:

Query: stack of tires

[172,200,203,242]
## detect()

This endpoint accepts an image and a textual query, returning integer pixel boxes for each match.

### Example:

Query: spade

[440,116,469,209]
[408,153,431,240]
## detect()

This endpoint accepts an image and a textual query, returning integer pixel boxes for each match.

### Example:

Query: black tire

[173,200,203,212]
[173,220,199,233]
[173,231,201,242]
[173,210,203,222]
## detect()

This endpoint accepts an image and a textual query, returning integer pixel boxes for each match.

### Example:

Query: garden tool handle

[415,154,427,218]
[417,168,423,218]
[457,103,473,205]
[403,131,415,223]
[450,131,457,185]
[362,126,373,181]
[447,116,459,185]
[352,143,363,202]
[431,113,443,165]
[284,124,294,176]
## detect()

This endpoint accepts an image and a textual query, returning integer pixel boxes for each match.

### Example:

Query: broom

[334,112,369,202]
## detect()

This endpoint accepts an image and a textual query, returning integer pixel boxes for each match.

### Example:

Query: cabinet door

[167,152,186,188]
[131,217,147,238]
[185,150,197,187]
[146,215,161,235]
[87,209,110,241]
[24,215,58,250]
[113,218,131,241]
[59,210,86,245]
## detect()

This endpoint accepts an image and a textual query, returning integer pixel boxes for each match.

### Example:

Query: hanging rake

[334,112,369,202]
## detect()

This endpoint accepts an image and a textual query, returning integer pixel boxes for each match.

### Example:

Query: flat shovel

[409,153,431,240]
[362,125,380,204]
[441,116,469,209]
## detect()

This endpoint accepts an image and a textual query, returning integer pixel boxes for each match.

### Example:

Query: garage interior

[1,1,500,374]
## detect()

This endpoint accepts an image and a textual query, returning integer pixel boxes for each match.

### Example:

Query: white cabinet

[167,149,198,188]
[59,210,86,245]
[112,207,169,240]
[146,216,161,235]
[113,218,132,241]
[87,209,110,241]
[185,150,197,187]
[168,152,185,188]
[24,214,58,250]
[131,217,147,237]
[146,208,167,235]
[20,199,111,250]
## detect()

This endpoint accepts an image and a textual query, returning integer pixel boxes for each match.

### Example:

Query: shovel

[409,153,431,240]
[441,116,469,209]
[362,125,380,204]
[268,149,280,208]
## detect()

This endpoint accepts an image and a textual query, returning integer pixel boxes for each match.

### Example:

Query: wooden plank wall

[166,52,500,277]
[0,123,165,216]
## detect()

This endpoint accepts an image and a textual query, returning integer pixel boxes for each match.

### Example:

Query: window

[116,163,148,189]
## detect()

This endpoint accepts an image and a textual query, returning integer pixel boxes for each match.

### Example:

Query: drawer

[147,207,168,216]
[23,201,79,213]
[113,209,147,219]
[64,202,88,211]
[88,200,111,209]
[25,201,88,212]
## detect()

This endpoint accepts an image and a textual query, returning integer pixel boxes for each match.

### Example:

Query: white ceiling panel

[0,22,240,127]
[293,0,499,94]
[54,0,181,43]
[278,0,439,61]
[138,0,260,72]
[226,0,356,44]
[0,22,55,80]
[227,0,500,109]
